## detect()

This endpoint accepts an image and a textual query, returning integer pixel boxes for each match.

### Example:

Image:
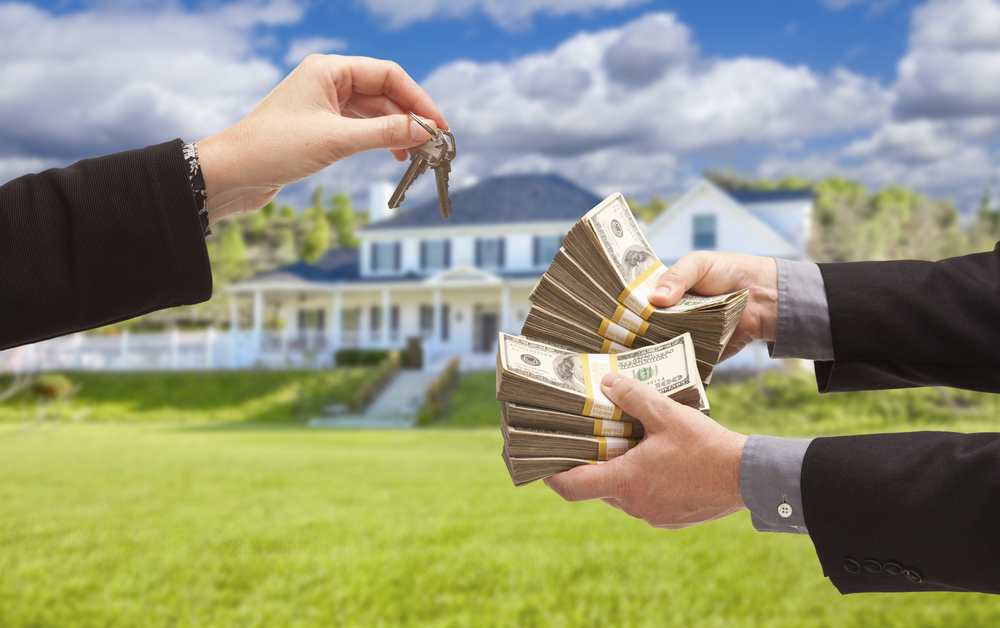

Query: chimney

[368,181,395,224]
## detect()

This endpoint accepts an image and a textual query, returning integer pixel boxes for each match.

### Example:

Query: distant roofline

[726,188,813,203]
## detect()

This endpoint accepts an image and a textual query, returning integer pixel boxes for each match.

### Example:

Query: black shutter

[318,310,325,330]
[497,238,505,268]
[370,242,377,271]
[420,241,426,270]
[444,240,451,268]
[533,236,540,266]
[391,306,399,331]
[394,242,401,271]
[475,239,482,267]
[441,304,449,341]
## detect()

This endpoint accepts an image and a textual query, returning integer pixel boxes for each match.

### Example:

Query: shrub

[348,351,401,411]
[416,358,461,426]
[335,349,394,367]
[30,374,74,400]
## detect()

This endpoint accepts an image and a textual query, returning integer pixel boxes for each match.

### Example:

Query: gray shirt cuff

[740,435,813,534]
[769,259,834,361]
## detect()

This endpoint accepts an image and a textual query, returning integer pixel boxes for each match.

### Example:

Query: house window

[476,238,504,268]
[342,308,360,332]
[371,242,400,272]
[419,305,434,336]
[390,305,400,332]
[533,235,563,266]
[693,215,717,250]
[369,306,381,331]
[298,309,325,331]
[441,304,450,341]
[421,240,450,271]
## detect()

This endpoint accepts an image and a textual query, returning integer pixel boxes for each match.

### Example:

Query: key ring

[408,111,440,139]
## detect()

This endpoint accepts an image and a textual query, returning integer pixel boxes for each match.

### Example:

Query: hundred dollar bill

[562,192,745,320]
[496,332,708,421]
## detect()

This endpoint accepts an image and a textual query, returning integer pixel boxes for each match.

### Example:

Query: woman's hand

[197,54,448,224]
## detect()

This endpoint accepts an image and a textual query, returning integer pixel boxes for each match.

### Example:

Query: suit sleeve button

[777,503,793,518]
[842,558,862,574]
[862,559,883,573]
[903,569,923,584]
[883,562,903,576]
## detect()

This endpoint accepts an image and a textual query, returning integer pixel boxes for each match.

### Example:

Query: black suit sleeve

[0,140,212,351]
[814,244,1000,393]
[802,432,1000,594]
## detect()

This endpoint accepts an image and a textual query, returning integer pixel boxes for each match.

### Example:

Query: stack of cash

[497,332,708,486]
[523,192,749,383]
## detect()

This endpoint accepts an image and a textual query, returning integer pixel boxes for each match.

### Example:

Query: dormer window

[533,235,563,267]
[421,240,450,271]
[371,241,400,272]
[693,215,716,250]
[475,238,504,269]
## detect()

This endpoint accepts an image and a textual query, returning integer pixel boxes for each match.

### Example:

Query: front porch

[225,265,537,371]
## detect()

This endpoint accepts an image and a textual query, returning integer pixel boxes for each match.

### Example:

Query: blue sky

[3,0,999,210]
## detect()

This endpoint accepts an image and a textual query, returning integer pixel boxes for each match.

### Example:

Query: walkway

[308,369,440,428]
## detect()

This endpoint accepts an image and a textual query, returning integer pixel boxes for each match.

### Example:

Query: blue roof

[727,188,813,204]
[241,247,544,285]
[363,173,602,230]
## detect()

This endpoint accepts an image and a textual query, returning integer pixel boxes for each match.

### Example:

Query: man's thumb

[600,373,676,433]
[338,114,436,156]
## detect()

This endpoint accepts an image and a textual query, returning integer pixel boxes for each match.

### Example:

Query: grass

[2,370,1000,626]
[441,370,1000,436]
[0,369,374,424]
[3,424,1000,627]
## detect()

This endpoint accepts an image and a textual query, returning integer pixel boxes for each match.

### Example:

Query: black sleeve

[801,432,1000,594]
[0,139,213,351]
[814,243,1000,393]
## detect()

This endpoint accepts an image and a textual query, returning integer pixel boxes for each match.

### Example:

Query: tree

[300,211,330,263]
[279,204,296,220]
[626,196,670,223]
[210,221,250,285]
[329,192,359,247]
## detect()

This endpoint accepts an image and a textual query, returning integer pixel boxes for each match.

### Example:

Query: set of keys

[388,112,457,219]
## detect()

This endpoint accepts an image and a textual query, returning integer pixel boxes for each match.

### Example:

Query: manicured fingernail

[602,373,625,389]
[651,287,671,300]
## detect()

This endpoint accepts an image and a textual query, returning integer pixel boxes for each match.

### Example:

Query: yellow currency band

[592,418,633,438]
[581,353,622,421]
[588,460,604,466]
[600,338,628,354]
[617,261,664,320]
[596,436,637,460]
[611,304,651,336]
[598,317,636,347]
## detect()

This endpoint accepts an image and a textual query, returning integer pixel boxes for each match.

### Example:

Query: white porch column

[333,291,343,349]
[501,286,511,334]
[252,289,263,361]
[120,329,130,370]
[229,296,238,368]
[432,288,442,356]
[381,288,391,348]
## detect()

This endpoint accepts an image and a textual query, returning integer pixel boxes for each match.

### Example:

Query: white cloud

[421,11,890,187]
[283,36,348,66]
[0,0,303,164]
[359,0,650,31]
[895,0,1000,118]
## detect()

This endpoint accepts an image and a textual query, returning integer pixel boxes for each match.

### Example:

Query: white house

[5,175,814,372]
[223,175,813,371]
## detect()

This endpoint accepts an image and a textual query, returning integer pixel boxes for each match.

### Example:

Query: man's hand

[544,373,747,530]
[197,55,448,224]
[648,252,777,362]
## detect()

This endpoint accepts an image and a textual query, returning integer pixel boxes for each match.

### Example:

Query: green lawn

[2,371,1000,626]
[0,369,373,424]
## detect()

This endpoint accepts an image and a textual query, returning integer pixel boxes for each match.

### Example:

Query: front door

[479,313,499,353]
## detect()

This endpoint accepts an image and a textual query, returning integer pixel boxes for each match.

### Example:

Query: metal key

[388,113,457,219]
